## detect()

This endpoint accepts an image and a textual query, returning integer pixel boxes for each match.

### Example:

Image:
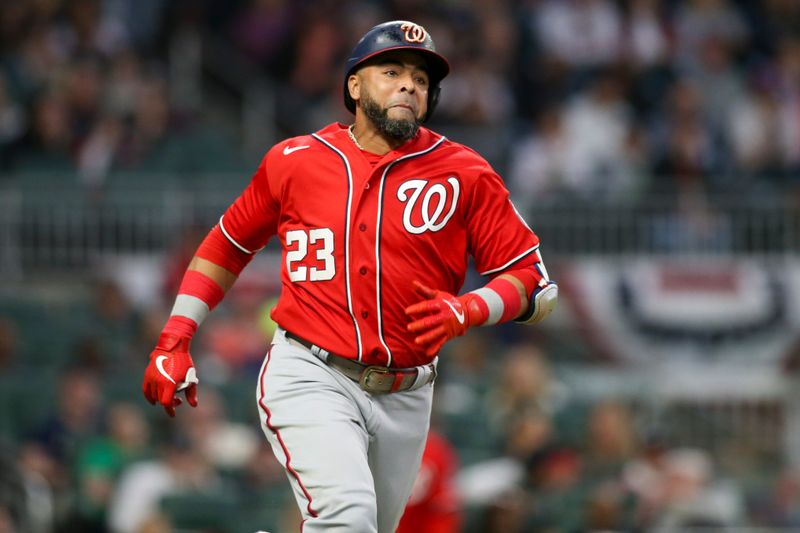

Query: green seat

[0,370,59,440]
[160,491,238,532]
[235,485,296,533]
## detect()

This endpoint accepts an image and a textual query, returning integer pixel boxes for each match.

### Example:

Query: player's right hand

[142,332,199,417]
[405,280,484,357]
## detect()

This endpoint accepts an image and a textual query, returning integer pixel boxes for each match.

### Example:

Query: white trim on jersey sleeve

[479,244,540,276]
[219,215,256,254]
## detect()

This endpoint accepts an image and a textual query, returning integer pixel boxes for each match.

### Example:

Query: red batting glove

[142,332,199,417]
[405,280,487,357]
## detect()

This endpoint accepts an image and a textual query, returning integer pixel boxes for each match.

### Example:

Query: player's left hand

[405,280,483,356]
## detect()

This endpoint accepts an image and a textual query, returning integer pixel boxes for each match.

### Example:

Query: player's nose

[397,72,417,93]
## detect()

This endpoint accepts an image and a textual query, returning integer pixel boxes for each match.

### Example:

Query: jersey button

[364,183,370,189]
[361,310,369,318]
[359,223,367,232]
[359,266,367,275]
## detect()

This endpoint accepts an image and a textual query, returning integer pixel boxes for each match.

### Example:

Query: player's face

[352,51,429,124]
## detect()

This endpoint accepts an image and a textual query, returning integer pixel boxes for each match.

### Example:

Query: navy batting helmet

[343,20,450,122]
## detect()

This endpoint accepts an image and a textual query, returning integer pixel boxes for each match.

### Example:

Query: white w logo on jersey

[397,177,460,234]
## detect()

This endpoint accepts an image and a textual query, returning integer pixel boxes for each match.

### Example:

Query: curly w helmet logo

[401,23,427,43]
[397,177,460,234]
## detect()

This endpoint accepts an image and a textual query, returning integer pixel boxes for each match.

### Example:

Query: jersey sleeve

[466,166,540,276]
[219,152,280,254]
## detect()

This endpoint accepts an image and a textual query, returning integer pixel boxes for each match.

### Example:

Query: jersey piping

[219,215,256,254]
[376,135,447,366]
[479,244,539,276]
[310,133,364,361]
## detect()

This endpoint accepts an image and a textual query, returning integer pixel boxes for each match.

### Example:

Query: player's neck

[349,120,407,155]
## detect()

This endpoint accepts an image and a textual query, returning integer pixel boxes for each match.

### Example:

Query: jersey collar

[314,123,443,162]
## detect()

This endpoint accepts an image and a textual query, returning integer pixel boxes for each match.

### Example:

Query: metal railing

[1,179,799,277]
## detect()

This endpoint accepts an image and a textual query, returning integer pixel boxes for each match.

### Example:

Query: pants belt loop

[410,356,437,391]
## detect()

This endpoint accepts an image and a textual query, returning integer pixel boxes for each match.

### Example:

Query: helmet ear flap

[424,85,441,122]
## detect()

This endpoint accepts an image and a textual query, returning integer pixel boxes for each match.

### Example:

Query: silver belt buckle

[359,366,392,393]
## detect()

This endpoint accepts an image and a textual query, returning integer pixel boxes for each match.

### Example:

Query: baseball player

[142,20,558,533]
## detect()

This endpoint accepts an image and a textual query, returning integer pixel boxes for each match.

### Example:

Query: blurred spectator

[523,445,585,532]
[175,388,259,471]
[107,432,220,533]
[673,0,749,71]
[433,333,498,456]
[435,12,515,126]
[726,72,783,182]
[686,37,746,145]
[84,278,143,364]
[65,57,103,142]
[583,401,638,484]
[62,0,129,58]
[651,448,744,530]
[749,467,800,527]
[396,431,462,533]
[31,365,102,464]
[275,17,344,136]
[20,366,102,529]
[15,90,74,172]
[507,108,572,204]
[533,0,623,69]
[116,75,172,170]
[202,288,274,378]
[71,403,151,531]
[436,56,514,126]
[775,36,800,182]
[0,74,26,170]
[652,79,718,196]
[16,443,57,533]
[78,115,123,191]
[558,72,636,200]
[624,0,671,68]
[487,344,565,437]
[0,319,19,371]
[227,0,295,72]
[104,51,144,117]
[0,447,29,533]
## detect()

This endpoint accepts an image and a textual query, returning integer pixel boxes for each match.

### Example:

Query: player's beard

[360,90,422,142]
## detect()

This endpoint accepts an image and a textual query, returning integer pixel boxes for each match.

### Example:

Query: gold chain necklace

[348,124,366,151]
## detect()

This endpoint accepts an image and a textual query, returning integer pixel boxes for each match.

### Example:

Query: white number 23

[285,228,335,282]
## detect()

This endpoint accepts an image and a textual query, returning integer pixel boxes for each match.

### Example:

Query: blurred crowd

[1,0,799,204]
[3,0,800,532]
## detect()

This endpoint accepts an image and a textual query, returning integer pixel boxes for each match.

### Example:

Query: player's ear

[348,74,361,103]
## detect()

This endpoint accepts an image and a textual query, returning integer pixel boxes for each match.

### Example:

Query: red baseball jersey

[220,122,539,367]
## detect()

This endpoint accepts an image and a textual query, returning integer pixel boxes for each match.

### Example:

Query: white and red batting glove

[405,281,488,357]
[143,330,199,417]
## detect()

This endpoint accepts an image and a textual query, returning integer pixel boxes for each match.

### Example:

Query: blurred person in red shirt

[396,430,462,533]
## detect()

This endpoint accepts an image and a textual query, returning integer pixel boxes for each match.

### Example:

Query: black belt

[283,331,436,394]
